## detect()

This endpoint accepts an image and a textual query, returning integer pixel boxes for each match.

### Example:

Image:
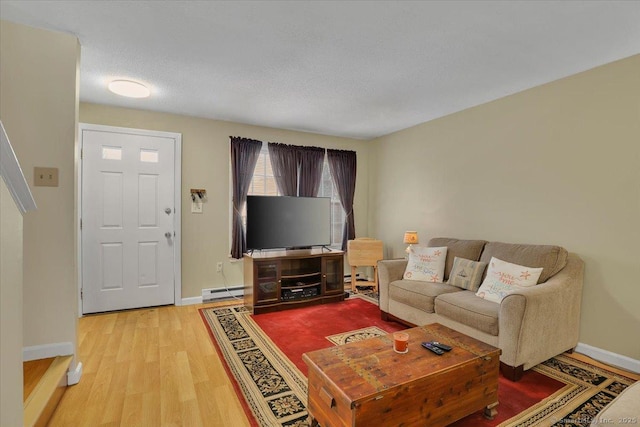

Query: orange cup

[393,332,409,354]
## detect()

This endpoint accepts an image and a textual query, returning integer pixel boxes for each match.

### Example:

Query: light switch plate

[34,167,59,187]
[191,200,203,214]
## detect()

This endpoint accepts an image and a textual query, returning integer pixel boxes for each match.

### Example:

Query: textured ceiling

[1,1,639,139]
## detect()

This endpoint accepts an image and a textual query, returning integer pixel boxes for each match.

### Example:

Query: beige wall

[80,103,369,299]
[0,21,80,354]
[369,55,640,359]
[0,180,24,427]
[3,18,636,368]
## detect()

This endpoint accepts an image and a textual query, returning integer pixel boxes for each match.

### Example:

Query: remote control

[421,342,444,355]
[430,341,452,352]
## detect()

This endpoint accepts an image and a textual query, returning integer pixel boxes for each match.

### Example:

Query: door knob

[165,232,172,238]
[165,208,172,215]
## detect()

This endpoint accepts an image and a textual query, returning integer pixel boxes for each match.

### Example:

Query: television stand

[243,249,345,314]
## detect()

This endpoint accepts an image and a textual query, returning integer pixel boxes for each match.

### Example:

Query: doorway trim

[77,123,182,316]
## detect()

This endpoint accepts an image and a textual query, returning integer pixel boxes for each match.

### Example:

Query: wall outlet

[216,262,223,273]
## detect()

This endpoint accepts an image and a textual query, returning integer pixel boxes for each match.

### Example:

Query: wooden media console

[243,249,345,314]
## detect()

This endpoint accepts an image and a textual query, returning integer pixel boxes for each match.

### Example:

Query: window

[101,146,122,160]
[247,146,344,248]
[248,147,279,196]
[317,158,345,248]
[139,149,159,163]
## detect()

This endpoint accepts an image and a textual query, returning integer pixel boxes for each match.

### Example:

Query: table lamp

[403,231,419,256]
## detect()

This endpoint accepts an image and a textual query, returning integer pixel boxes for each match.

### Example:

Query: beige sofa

[378,238,585,381]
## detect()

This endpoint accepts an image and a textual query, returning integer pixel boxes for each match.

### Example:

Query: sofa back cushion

[428,238,487,280]
[479,241,568,283]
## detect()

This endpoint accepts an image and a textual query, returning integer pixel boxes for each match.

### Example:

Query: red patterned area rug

[200,296,636,427]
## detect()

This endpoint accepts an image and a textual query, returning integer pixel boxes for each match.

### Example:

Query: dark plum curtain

[297,146,326,197]
[230,136,263,259]
[327,149,357,250]
[268,142,298,196]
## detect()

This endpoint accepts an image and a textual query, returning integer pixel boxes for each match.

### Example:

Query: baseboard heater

[202,286,244,302]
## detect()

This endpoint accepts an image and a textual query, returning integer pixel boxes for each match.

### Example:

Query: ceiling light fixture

[108,79,150,98]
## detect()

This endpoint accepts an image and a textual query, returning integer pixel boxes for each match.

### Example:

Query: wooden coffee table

[302,323,500,427]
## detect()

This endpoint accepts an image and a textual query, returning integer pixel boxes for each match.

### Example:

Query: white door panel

[82,127,176,314]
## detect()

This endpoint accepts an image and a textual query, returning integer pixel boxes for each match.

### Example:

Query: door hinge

[80,148,83,159]
[80,218,82,230]
[80,288,83,300]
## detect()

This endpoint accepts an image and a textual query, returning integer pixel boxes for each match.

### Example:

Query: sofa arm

[377,259,407,312]
[590,382,640,426]
[499,253,585,369]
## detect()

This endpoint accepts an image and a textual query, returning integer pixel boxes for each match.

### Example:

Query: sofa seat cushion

[434,291,500,336]
[428,238,487,280]
[389,280,462,313]
[479,241,568,283]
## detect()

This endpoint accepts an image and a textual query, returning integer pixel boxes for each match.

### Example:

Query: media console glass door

[323,256,343,294]
[255,261,280,303]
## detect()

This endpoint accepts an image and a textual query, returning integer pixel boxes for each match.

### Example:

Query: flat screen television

[245,195,332,251]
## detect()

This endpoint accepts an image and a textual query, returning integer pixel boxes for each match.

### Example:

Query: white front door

[81,125,178,314]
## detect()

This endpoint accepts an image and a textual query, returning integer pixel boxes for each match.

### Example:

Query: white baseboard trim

[67,361,83,385]
[181,296,203,306]
[23,342,74,361]
[575,342,640,374]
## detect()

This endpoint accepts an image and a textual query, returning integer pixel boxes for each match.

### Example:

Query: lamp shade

[403,231,419,244]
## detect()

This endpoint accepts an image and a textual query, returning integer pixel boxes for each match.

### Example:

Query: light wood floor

[23,357,55,402]
[49,301,251,427]
[48,299,639,426]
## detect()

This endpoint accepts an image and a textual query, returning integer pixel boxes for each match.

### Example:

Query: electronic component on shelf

[281,287,319,301]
